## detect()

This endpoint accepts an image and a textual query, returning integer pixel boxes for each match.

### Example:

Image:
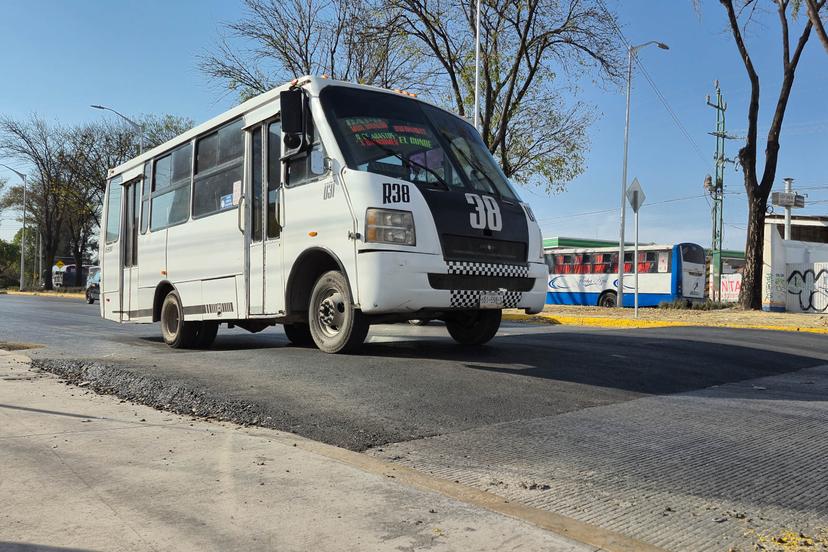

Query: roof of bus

[543,236,635,248]
[108,76,459,179]
[545,243,701,254]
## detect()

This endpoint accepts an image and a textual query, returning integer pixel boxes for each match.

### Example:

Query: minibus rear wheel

[308,270,369,353]
[194,322,219,349]
[446,309,501,346]
[283,323,314,347]
[160,290,198,349]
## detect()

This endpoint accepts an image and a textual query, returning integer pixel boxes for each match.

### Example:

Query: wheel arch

[285,247,354,317]
[152,280,176,322]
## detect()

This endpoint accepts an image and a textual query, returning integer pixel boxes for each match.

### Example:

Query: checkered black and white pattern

[447,261,529,278]
[449,290,523,309]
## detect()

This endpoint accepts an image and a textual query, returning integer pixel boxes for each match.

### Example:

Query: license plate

[479,291,504,309]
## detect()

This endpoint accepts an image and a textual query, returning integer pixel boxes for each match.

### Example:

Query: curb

[502,312,828,335]
[4,290,85,299]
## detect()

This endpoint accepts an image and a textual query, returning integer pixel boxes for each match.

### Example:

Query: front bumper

[356,251,547,314]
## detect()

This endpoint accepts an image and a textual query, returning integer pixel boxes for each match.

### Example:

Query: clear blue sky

[1,0,826,249]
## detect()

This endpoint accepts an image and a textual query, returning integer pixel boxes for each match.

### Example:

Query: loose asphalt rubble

[0,348,621,552]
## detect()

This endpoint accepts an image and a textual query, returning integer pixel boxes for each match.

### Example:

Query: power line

[538,193,707,223]
[595,0,708,166]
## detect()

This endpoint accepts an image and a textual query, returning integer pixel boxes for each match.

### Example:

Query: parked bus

[99,77,547,353]
[545,243,706,307]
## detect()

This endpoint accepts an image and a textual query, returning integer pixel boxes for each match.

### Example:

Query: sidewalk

[0,350,595,552]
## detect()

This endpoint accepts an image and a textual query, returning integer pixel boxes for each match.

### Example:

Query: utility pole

[704,82,736,302]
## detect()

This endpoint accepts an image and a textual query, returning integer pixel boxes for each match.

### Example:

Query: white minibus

[99,77,547,352]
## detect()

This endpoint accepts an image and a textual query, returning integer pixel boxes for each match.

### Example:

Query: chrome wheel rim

[317,289,346,338]
[162,301,180,340]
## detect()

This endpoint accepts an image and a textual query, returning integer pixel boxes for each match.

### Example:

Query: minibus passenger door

[247,126,266,315]
[101,176,123,321]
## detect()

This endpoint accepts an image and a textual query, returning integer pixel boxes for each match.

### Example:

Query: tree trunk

[43,244,57,291]
[740,192,767,310]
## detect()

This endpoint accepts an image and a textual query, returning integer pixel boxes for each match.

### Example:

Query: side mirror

[280,89,307,157]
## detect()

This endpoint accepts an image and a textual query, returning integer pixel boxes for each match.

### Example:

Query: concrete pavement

[0,349,605,552]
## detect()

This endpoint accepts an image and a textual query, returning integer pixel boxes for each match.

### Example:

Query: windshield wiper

[359,134,450,190]
[439,131,506,200]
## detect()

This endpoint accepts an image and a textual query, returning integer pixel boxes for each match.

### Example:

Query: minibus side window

[193,118,244,218]
[105,176,123,244]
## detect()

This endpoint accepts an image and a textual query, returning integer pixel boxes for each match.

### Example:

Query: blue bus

[545,243,706,307]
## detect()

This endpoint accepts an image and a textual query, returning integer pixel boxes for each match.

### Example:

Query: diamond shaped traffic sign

[626,178,646,213]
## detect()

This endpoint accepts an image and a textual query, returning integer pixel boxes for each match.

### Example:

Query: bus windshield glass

[320,86,518,200]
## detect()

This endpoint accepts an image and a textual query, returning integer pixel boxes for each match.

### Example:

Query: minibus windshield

[320,86,518,200]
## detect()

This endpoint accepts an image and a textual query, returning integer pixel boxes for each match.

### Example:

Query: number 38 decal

[465,193,502,231]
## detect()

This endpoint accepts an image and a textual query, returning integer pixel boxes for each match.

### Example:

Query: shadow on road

[357,331,824,399]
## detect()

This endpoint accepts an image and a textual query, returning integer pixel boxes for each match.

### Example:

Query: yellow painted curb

[4,290,85,299]
[503,312,828,335]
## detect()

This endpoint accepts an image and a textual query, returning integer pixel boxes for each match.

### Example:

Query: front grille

[428,273,535,292]
[442,234,527,263]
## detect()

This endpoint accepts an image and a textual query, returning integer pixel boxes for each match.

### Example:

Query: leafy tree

[709,0,816,309]
[0,237,19,288]
[0,116,71,289]
[798,0,828,53]
[386,0,621,191]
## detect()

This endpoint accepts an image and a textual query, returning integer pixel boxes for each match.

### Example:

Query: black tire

[86,292,94,304]
[598,291,617,308]
[283,323,314,347]
[445,309,501,346]
[160,291,198,349]
[308,270,369,353]
[194,322,219,349]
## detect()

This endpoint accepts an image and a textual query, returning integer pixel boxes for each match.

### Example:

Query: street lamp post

[1,163,28,291]
[617,40,669,308]
[473,0,482,131]
[90,105,145,155]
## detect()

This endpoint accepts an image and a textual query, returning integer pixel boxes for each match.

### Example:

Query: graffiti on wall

[787,268,828,312]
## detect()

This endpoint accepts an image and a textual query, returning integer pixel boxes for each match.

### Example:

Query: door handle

[238,195,245,233]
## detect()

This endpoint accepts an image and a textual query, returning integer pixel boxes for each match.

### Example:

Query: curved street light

[90,104,146,155]
[0,163,28,291]
[617,40,669,308]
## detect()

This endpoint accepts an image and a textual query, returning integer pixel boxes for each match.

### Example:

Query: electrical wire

[595,0,708,167]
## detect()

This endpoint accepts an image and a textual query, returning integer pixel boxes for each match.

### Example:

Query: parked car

[85,267,100,304]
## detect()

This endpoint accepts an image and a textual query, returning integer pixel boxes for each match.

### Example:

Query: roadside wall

[762,226,828,312]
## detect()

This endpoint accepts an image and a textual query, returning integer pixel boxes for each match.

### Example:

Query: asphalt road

[1,293,825,451]
[3,294,828,551]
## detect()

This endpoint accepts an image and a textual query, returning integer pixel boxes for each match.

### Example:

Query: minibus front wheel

[445,309,501,346]
[308,270,369,353]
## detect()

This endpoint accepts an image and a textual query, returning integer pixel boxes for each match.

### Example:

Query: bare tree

[712,0,814,309]
[200,0,431,100]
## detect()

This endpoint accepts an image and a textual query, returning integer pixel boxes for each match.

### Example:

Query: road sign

[626,178,646,213]
[55,260,65,269]
[771,191,805,208]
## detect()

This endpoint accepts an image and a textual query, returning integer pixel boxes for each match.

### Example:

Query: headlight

[365,208,416,246]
